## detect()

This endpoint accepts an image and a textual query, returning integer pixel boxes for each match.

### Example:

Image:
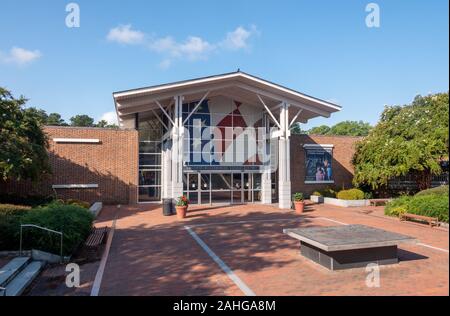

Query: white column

[171,95,184,199]
[162,140,172,198]
[261,115,272,204]
[278,102,291,209]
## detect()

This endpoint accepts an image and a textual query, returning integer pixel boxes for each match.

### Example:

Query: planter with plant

[292,193,305,214]
[175,196,189,219]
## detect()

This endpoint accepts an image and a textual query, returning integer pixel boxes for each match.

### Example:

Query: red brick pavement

[95,202,449,296]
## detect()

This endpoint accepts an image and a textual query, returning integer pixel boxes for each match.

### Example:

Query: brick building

[1,72,361,207]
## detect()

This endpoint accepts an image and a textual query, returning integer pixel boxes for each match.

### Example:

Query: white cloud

[149,35,213,60]
[99,111,118,125]
[0,47,42,66]
[221,26,258,50]
[107,24,145,45]
[107,25,258,68]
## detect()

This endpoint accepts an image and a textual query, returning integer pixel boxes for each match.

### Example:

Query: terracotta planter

[294,201,305,214]
[176,206,188,219]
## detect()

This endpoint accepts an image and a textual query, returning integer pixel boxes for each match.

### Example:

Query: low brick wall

[290,134,361,196]
[0,126,139,205]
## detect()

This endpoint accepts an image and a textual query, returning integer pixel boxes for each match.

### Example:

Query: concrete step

[0,257,31,287]
[3,261,44,296]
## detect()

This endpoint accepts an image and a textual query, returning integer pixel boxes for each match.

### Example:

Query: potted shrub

[292,192,305,214]
[175,195,189,219]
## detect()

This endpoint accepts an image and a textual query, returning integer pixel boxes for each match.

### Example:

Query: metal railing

[19,224,63,263]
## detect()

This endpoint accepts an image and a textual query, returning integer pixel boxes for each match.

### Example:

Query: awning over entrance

[113,71,341,128]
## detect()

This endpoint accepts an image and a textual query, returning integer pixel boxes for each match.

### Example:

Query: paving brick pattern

[96,203,448,296]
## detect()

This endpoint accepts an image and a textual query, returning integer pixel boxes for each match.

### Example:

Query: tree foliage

[308,121,372,136]
[352,92,449,190]
[47,113,68,126]
[70,114,95,127]
[0,88,50,181]
[308,125,331,135]
[290,122,307,135]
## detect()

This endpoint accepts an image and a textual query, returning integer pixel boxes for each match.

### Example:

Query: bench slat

[400,213,438,227]
[85,227,108,247]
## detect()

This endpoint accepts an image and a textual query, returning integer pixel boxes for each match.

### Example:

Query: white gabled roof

[113,71,341,123]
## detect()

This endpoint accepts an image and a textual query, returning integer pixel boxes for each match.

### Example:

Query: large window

[183,96,264,167]
[138,117,164,202]
[304,145,334,184]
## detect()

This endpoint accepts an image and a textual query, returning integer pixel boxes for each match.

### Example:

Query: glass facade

[138,117,164,202]
[137,96,269,204]
[183,172,262,204]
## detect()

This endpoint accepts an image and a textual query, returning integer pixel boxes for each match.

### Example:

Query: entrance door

[210,173,232,203]
[232,173,243,204]
[184,172,262,204]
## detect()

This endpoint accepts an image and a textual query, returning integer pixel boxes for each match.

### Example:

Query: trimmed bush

[65,199,90,209]
[337,188,365,200]
[313,188,337,198]
[20,203,94,255]
[415,185,449,197]
[385,194,449,223]
[385,196,412,217]
[0,204,32,250]
[407,194,449,223]
[0,203,32,216]
[0,202,94,255]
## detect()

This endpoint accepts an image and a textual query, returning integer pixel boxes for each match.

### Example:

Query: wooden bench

[85,226,108,248]
[369,198,391,206]
[399,213,439,227]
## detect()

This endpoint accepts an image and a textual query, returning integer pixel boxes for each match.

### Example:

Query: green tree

[307,121,372,136]
[308,125,331,135]
[328,120,372,136]
[0,88,50,181]
[352,92,449,190]
[47,113,67,126]
[23,107,48,125]
[70,114,94,127]
[96,120,108,128]
[290,122,306,135]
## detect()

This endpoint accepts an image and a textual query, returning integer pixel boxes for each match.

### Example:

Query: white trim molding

[303,144,334,149]
[53,138,101,143]
[52,184,99,189]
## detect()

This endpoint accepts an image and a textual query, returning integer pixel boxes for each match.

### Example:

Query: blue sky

[0,0,448,128]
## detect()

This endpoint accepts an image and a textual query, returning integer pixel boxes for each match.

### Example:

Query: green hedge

[0,202,94,255]
[415,185,449,197]
[312,188,337,198]
[0,204,32,250]
[384,196,412,217]
[385,194,449,223]
[337,188,365,200]
[407,195,449,223]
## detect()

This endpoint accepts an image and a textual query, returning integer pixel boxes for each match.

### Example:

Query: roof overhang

[113,71,341,125]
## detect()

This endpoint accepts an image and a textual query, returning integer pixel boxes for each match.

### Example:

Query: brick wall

[290,134,362,196]
[0,126,138,205]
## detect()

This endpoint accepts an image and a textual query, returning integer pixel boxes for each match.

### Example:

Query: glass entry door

[183,172,262,204]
